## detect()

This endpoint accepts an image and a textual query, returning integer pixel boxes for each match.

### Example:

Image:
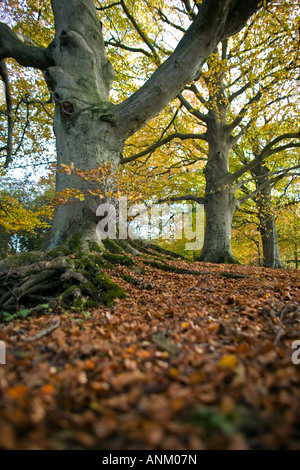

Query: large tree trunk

[197,114,238,264]
[200,188,237,264]
[49,117,123,249]
[46,0,120,249]
[0,0,262,254]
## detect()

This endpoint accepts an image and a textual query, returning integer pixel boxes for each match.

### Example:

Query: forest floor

[0,255,300,450]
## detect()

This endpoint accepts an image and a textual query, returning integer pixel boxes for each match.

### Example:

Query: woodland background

[0,0,300,451]
[0,0,299,268]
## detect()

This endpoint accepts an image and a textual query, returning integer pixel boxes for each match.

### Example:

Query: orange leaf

[218,354,237,369]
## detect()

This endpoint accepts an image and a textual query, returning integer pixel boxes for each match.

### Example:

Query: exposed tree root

[0,237,128,316]
[197,251,241,265]
[128,239,185,260]
[140,258,250,279]
[0,235,248,319]
[0,236,185,318]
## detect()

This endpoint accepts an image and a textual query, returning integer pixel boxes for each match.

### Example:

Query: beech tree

[120,3,300,264]
[0,0,264,312]
[233,174,300,267]
[277,204,300,268]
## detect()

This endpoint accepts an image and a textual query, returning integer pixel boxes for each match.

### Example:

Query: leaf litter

[0,257,299,450]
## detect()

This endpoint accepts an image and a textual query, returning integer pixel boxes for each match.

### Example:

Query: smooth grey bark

[198,111,238,263]
[258,209,282,268]
[252,164,282,268]
[45,0,119,248]
[0,0,262,249]
[200,188,237,263]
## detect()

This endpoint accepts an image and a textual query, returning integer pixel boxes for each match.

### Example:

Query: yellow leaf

[218,354,237,369]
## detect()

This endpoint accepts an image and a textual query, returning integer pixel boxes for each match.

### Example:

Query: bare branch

[226,89,262,133]
[235,165,300,189]
[259,133,300,158]
[121,132,208,164]
[181,0,197,20]
[105,40,152,58]
[224,133,300,186]
[12,98,30,159]
[156,194,204,204]
[238,169,299,206]
[154,7,187,33]
[120,0,160,63]
[228,81,253,103]
[183,83,207,106]
[177,92,208,123]
[21,95,54,119]
[0,23,52,70]
[96,2,121,11]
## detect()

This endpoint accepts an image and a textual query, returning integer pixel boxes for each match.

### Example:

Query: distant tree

[119,2,300,263]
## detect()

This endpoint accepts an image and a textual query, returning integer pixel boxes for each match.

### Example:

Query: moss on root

[94,273,125,307]
[0,238,127,317]
[102,253,134,266]
[143,242,186,260]
[4,251,42,268]
[102,238,125,254]
[130,239,186,260]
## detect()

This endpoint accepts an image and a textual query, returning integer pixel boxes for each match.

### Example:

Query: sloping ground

[0,256,299,450]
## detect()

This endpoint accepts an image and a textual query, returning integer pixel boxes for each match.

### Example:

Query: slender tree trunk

[258,211,282,268]
[252,164,282,268]
[294,245,299,269]
[273,225,282,268]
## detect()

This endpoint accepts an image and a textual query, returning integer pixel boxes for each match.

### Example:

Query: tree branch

[223,133,300,186]
[104,40,152,58]
[96,2,121,11]
[237,170,296,206]
[121,132,208,164]
[184,83,207,106]
[154,7,187,33]
[235,165,300,190]
[156,194,205,204]
[0,23,52,70]
[177,92,208,123]
[112,0,260,141]
[181,0,197,20]
[120,0,160,63]
[0,60,13,167]
[226,89,262,133]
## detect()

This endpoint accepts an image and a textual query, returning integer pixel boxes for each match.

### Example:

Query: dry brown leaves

[0,258,299,450]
